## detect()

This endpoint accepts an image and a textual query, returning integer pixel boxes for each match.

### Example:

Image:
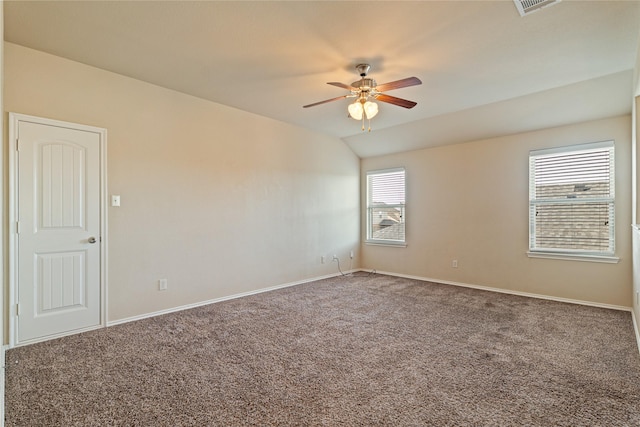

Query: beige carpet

[5,273,640,426]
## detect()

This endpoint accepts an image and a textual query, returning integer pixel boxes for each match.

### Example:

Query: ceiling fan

[303,64,422,131]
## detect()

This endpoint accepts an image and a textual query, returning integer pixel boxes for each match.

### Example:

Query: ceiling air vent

[513,0,561,16]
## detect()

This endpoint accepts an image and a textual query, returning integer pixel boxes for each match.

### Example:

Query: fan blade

[374,93,417,109]
[303,95,349,108]
[327,82,355,91]
[375,77,422,92]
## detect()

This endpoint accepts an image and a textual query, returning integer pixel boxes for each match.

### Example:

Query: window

[366,168,405,245]
[529,141,615,260]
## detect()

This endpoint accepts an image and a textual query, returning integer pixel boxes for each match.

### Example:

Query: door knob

[88,237,97,244]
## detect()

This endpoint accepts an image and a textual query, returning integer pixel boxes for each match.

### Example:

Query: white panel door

[15,117,103,344]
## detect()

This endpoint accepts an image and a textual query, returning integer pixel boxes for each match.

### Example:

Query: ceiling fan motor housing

[352,78,376,92]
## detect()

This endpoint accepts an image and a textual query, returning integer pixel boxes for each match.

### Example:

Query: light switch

[111,195,121,207]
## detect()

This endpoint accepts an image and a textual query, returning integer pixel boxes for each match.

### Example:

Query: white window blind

[529,141,615,256]
[366,168,405,244]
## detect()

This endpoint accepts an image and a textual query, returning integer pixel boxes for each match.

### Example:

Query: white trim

[526,251,620,264]
[529,141,615,256]
[530,139,614,157]
[8,116,17,349]
[372,270,632,312]
[10,325,104,348]
[365,240,407,248]
[100,126,109,332]
[107,270,358,327]
[1,11,5,425]
[632,310,640,356]
[365,166,405,176]
[365,167,406,245]
[8,113,108,348]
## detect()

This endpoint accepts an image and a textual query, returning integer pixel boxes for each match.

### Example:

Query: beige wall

[362,116,632,307]
[4,43,360,322]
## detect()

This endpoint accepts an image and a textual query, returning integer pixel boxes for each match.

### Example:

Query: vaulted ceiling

[4,1,640,157]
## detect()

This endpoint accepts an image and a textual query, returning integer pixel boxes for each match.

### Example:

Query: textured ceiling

[4,1,640,157]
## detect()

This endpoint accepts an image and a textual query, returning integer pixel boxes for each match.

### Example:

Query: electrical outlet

[158,278,168,291]
[452,260,458,268]
[321,255,325,264]
[333,254,338,262]
[350,250,354,259]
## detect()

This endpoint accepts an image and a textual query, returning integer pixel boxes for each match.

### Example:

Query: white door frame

[8,113,108,347]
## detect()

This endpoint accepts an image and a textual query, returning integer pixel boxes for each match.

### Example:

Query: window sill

[365,240,407,248]
[527,251,619,264]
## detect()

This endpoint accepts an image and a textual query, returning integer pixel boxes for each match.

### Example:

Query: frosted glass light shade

[348,102,363,120]
[363,101,378,119]
[348,100,378,120]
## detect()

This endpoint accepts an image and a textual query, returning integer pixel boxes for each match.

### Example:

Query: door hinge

[16,138,20,151]
[16,221,21,234]
[16,304,21,316]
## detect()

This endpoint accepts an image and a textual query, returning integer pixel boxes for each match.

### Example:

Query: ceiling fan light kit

[348,97,379,131]
[303,64,422,132]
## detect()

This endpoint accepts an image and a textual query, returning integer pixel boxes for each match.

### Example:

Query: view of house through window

[366,168,406,244]
[529,141,615,257]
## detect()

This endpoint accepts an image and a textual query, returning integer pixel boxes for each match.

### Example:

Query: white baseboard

[107,270,358,327]
[12,324,105,348]
[373,270,632,312]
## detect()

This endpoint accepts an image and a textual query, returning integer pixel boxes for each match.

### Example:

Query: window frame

[365,167,406,247]
[527,140,618,263]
